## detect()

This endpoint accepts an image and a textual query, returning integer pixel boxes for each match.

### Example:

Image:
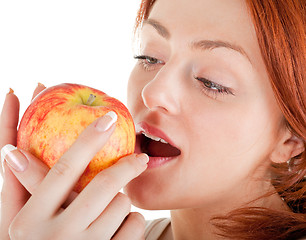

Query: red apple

[17,83,135,193]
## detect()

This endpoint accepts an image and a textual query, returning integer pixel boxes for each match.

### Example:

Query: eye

[194,76,235,98]
[134,55,164,71]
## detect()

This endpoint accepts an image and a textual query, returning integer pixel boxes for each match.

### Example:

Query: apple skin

[17,83,135,193]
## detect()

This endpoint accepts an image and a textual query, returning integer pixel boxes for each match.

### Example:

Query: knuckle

[129,212,146,229]
[116,193,132,212]
[122,212,146,239]
[9,219,28,240]
[51,158,73,177]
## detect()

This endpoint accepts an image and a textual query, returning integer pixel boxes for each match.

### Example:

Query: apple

[17,83,135,193]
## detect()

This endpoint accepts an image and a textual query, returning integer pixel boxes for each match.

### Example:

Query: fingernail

[95,111,117,132]
[38,82,45,88]
[137,153,149,166]
[1,144,28,172]
[7,88,14,95]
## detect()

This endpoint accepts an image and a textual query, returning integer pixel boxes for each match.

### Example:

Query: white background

[0,0,170,220]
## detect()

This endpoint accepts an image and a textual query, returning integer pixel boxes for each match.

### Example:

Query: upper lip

[136,121,180,151]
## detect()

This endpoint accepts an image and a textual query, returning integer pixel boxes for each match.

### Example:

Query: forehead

[145,0,261,65]
[148,0,253,35]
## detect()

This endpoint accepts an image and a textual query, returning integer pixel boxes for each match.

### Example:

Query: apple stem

[86,94,96,105]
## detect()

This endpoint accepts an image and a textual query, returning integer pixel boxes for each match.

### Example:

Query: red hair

[134,0,306,239]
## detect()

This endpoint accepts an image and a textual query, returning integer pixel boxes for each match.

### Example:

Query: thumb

[1,145,78,208]
[1,145,49,194]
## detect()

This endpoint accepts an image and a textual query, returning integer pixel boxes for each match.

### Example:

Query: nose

[141,64,181,115]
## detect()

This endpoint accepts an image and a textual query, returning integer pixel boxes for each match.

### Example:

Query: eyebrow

[143,18,251,63]
[143,19,171,39]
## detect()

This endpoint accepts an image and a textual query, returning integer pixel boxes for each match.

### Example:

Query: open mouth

[136,132,181,158]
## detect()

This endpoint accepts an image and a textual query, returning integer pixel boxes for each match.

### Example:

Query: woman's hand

[0,84,46,240]
[1,99,147,239]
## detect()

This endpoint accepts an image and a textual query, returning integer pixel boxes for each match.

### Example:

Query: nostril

[149,106,169,113]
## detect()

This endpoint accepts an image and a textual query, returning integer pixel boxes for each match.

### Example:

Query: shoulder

[145,218,171,240]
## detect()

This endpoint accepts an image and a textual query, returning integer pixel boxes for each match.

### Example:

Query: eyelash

[134,55,163,71]
[134,55,235,98]
[194,77,234,98]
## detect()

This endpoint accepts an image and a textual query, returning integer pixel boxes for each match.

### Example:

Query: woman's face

[125,0,284,210]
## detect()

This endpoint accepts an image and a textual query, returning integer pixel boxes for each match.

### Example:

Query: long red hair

[134,0,306,239]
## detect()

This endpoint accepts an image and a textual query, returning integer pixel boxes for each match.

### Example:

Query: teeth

[142,132,169,144]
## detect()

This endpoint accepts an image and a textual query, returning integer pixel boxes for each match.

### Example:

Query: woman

[1,0,305,239]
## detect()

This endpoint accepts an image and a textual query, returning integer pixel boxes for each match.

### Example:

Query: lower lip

[146,156,178,169]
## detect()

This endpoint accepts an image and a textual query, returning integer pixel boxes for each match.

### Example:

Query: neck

[169,184,290,240]
[170,208,221,240]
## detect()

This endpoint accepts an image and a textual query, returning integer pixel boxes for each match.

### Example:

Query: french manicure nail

[137,153,149,166]
[1,144,28,172]
[95,111,118,132]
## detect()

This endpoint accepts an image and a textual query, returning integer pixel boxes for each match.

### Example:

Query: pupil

[204,81,212,88]
[148,57,156,64]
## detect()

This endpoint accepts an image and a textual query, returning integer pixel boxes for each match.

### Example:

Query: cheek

[184,97,281,185]
[189,99,279,163]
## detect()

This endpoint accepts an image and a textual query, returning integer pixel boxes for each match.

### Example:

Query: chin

[124,172,193,211]
[124,174,172,210]
[124,175,160,210]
